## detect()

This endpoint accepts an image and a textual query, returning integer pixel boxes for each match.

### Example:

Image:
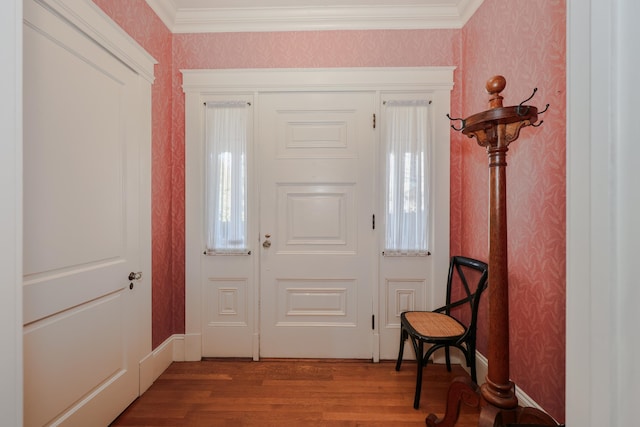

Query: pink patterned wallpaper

[94,0,565,421]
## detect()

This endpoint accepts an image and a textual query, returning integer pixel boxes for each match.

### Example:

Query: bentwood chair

[395,255,489,409]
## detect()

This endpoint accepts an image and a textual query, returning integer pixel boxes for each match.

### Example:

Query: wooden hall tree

[427,76,562,427]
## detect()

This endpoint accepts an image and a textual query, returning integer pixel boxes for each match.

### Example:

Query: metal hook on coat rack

[516,87,538,116]
[516,87,550,118]
[446,113,466,131]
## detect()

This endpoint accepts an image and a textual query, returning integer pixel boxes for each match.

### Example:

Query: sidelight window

[204,101,249,254]
[383,100,431,256]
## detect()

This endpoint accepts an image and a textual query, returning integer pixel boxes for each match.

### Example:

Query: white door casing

[184,67,453,361]
[22,1,154,425]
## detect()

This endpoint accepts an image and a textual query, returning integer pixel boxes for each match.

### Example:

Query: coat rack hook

[516,87,538,116]
[446,113,466,131]
[531,120,544,128]
[538,103,550,114]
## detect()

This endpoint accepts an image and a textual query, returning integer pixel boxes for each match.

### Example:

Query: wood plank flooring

[111,359,480,427]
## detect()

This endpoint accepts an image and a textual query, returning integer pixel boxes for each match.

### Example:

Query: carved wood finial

[486,75,506,109]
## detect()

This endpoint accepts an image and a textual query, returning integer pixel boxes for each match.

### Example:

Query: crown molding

[146,0,484,33]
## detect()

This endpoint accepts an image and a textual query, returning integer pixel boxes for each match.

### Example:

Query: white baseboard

[474,352,546,411]
[475,351,487,386]
[139,334,188,394]
[172,334,186,361]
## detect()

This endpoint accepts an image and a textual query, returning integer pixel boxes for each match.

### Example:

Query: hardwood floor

[111,359,480,427]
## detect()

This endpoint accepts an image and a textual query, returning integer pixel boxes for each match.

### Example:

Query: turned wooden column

[476,76,518,410]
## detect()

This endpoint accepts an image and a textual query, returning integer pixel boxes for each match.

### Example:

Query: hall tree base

[427,76,561,427]
[424,377,560,427]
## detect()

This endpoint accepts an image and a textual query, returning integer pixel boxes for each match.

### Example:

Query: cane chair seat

[403,312,466,339]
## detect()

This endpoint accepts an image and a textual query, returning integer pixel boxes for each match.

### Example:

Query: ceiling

[145,0,485,33]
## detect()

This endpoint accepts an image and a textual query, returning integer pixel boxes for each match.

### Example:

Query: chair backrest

[444,256,489,329]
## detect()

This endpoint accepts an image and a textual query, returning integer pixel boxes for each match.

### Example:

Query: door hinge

[372,214,375,230]
[373,113,376,129]
[372,314,375,330]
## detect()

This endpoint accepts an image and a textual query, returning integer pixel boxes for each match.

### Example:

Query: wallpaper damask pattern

[93,0,565,421]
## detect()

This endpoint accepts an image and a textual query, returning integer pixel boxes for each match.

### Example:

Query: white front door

[22,1,152,425]
[184,68,453,362]
[258,92,376,358]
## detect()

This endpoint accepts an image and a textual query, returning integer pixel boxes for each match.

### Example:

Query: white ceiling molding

[145,0,484,33]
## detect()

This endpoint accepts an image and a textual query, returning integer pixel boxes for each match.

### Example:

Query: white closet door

[22,1,151,425]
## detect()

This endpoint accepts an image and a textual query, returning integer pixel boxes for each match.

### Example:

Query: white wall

[0,0,23,425]
[566,0,640,425]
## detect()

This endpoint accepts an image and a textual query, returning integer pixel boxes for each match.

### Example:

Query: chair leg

[396,326,407,371]
[468,343,477,383]
[413,340,424,409]
[444,345,452,372]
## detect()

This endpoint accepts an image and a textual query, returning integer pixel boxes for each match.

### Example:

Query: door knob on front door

[263,235,271,248]
[128,271,142,281]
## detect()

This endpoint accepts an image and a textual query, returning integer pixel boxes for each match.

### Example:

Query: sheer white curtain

[383,100,431,256]
[205,101,249,254]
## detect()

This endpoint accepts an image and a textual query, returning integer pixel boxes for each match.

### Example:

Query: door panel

[23,1,150,425]
[23,294,128,427]
[258,92,376,358]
